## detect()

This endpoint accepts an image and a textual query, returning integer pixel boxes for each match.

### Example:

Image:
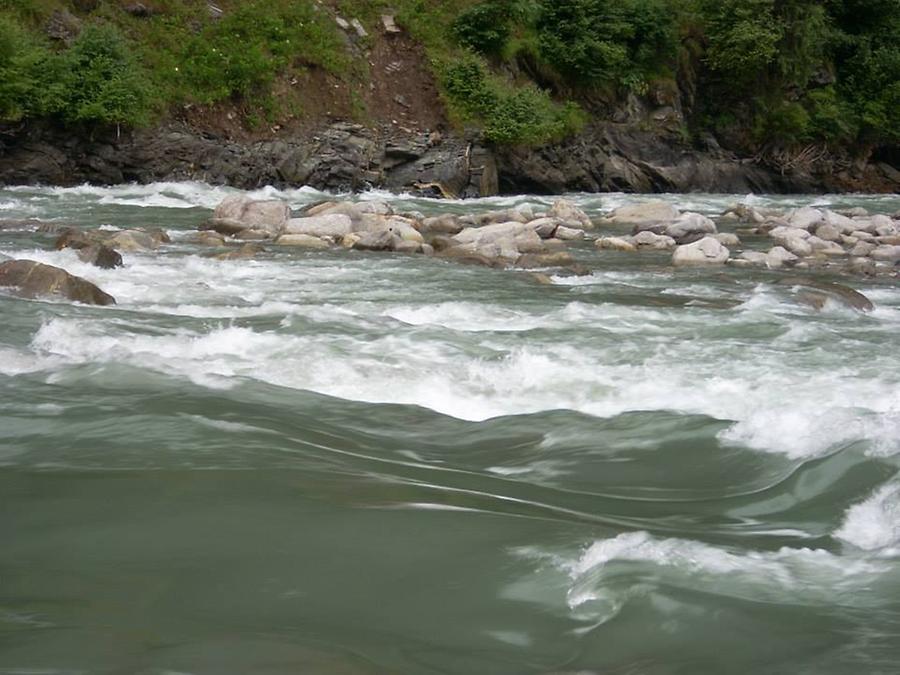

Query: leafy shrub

[0,14,44,120]
[702,0,782,84]
[451,2,512,55]
[0,18,151,126]
[754,101,811,145]
[439,54,584,144]
[806,87,859,143]
[51,24,153,125]
[535,0,676,88]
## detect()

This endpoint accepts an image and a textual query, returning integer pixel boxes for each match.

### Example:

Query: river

[1,183,899,674]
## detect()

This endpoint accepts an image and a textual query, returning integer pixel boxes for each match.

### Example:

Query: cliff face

[3,106,897,196]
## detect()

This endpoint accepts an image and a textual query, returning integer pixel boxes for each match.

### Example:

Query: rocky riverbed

[3,191,896,312]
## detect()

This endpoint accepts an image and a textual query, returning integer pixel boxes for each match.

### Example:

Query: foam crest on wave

[835,482,900,553]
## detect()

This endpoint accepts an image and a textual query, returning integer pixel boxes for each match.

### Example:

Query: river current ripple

[1,183,899,674]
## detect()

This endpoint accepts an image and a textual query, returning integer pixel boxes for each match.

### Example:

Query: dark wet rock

[45,9,81,44]
[77,244,123,269]
[777,277,874,313]
[516,252,575,269]
[436,247,506,268]
[0,259,116,305]
[54,229,124,268]
[5,113,890,195]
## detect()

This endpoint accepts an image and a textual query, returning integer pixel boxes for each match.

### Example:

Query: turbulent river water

[1,183,900,675]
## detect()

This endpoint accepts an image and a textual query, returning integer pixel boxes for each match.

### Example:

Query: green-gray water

[2,184,900,674]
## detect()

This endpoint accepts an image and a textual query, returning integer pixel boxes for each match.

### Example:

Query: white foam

[835,483,900,553]
[513,531,891,624]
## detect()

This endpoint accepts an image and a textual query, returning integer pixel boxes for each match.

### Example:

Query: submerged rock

[0,259,116,305]
[777,277,874,312]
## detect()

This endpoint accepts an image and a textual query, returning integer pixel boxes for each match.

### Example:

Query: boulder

[554,226,585,241]
[607,201,679,226]
[789,207,824,230]
[420,214,463,235]
[0,260,115,305]
[672,237,730,266]
[772,229,813,257]
[284,214,353,238]
[770,225,811,240]
[871,245,900,262]
[807,236,846,256]
[814,224,842,242]
[739,251,768,265]
[548,199,592,228]
[512,230,547,254]
[461,209,531,227]
[106,229,165,252]
[632,231,676,250]
[849,241,877,257]
[822,210,856,234]
[529,217,560,239]
[596,236,637,252]
[714,233,741,247]
[352,230,395,252]
[665,212,717,241]
[516,252,576,269]
[194,232,227,247]
[437,247,506,268]
[275,234,330,249]
[393,241,423,254]
[200,218,248,236]
[307,200,393,220]
[726,204,766,224]
[213,196,289,236]
[766,246,799,269]
[453,221,530,246]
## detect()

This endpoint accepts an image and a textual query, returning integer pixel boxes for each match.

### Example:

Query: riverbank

[3,119,899,196]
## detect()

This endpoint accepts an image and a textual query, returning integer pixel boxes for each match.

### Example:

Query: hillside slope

[1,0,898,193]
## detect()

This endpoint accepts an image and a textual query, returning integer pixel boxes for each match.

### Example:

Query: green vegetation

[0,0,897,154]
[439,53,584,143]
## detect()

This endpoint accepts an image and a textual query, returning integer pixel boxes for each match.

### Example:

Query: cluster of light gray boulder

[203,194,900,278]
[594,200,900,276]
[199,194,594,273]
[2,193,897,307]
